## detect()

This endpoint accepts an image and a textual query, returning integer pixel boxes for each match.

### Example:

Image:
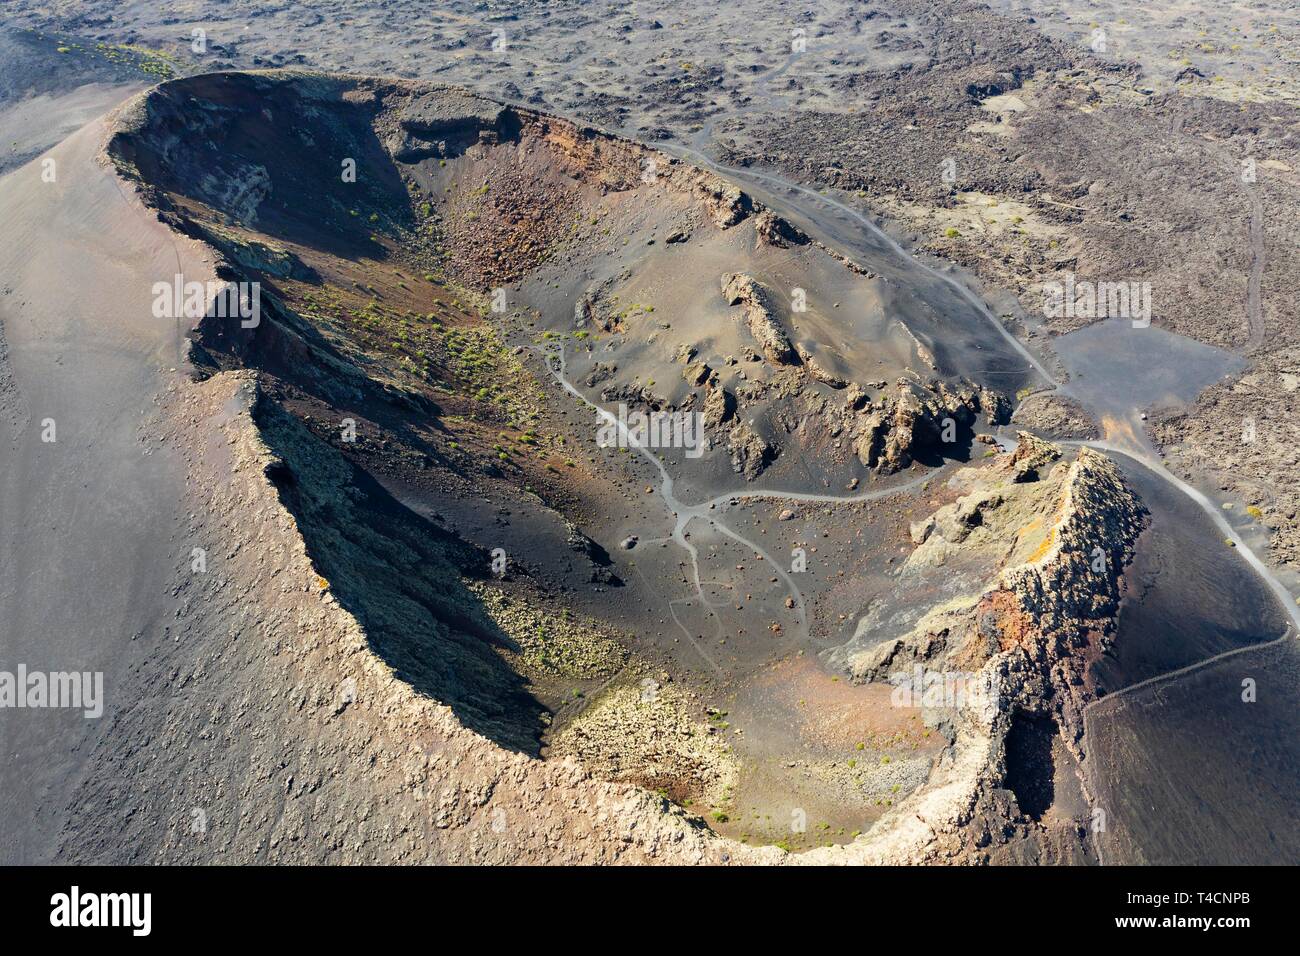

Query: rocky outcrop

[796,344,847,388]
[850,378,989,474]
[844,436,1146,862]
[1008,431,1060,482]
[398,87,507,137]
[702,385,736,428]
[1010,392,1099,441]
[721,273,797,365]
[753,209,808,248]
[683,361,712,387]
[696,178,751,229]
[857,436,1142,681]
[584,362,617,387]
[600,382,667,410]
[694,367,1003,484]
[563,519,622,585]
[199,224,318,281]
[997,447,1145,672]
[728,420,776,479]
[387,87,510,161]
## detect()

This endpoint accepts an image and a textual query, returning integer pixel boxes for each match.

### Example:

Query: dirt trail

[662,141,1057,385]
[541,342,945,670]
[1079,441,1300,636]
[1243,181,1266,352]
[658,90,1300,700]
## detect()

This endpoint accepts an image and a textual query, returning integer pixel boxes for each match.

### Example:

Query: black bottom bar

[0,864,1284,941]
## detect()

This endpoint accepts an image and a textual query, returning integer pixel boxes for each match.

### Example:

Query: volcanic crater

[89,69,1143,859]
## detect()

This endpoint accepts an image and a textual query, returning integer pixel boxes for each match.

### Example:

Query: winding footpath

[538,342,944,670]
[543,100,1299,687]
[673,80,1300,660]
[514,47,1297,691]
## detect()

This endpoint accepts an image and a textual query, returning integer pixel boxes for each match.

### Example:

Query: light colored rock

[720,273,797,365]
